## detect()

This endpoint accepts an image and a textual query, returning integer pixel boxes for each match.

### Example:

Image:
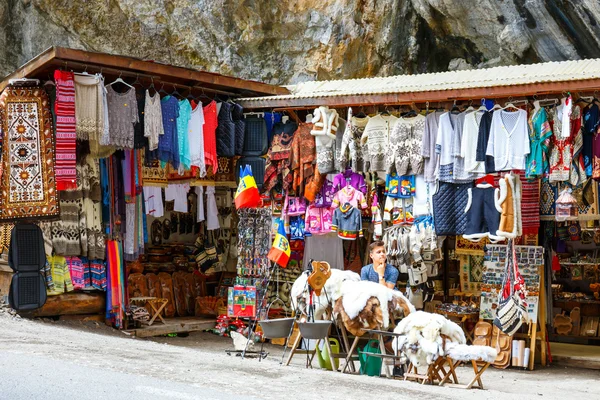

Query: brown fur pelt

[334,296,384,336]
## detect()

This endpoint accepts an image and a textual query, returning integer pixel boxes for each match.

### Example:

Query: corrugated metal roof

[239,58,600,102]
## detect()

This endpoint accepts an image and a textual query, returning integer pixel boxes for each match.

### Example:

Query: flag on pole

[234,165,260,209]
[268,218,291,268]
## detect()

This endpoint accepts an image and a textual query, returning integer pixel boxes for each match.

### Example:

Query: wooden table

[130,297,169,326]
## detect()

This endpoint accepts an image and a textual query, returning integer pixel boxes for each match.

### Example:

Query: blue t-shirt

[360,264,399,286]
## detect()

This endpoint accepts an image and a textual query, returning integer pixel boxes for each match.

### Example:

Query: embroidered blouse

[106,86,139,149]
[144,90,164,151]
[158,95,180,169]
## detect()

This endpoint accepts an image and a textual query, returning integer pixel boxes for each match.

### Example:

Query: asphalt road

[0,352,258,400]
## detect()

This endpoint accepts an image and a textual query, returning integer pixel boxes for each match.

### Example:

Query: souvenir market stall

[0,46,287,337]
[236,58,600,372]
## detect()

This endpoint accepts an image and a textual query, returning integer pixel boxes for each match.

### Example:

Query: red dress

[202,101,218,172]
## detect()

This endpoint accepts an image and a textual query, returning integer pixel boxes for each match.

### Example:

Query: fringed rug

[0,86,59,220]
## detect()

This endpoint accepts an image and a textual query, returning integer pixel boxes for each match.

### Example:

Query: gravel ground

[0,312,598,400]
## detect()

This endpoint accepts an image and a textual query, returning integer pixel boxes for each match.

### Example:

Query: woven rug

[54,70,77,190]
[0,86,59,220]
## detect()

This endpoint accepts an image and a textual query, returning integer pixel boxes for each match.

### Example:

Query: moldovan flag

[234,165,260,209]
[268,219,291,268]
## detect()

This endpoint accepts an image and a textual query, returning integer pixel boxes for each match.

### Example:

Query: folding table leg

[378,334,392,378]
[342,336,360,373]
[285,332,303,366]
[466,361,490,389]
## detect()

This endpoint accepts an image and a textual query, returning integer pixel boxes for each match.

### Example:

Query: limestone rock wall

[2,0,599,85]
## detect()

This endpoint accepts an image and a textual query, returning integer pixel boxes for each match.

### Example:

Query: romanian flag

[235,165,260,209]
[268,218,291,268]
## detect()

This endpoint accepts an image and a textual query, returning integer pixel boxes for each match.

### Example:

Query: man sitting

[360,240,399,289]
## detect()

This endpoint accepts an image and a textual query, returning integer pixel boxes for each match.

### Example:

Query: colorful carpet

[0,86,59,220]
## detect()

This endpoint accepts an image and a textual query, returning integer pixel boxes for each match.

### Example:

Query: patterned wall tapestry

[0,86,59,220]
[479,245,543,321]
[459,255,484,294]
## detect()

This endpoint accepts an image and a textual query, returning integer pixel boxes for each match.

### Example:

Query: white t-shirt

[143,187,164,218]
[165,183,190,213]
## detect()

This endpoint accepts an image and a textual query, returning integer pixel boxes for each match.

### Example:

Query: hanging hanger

[477,98,488,112]
[450,99,460,113]
[73,64,91,77]
[105,72,134,89]
[171,83,183,99]
[355,106,367,118]
[43,73,55,87]
[502,97,526,111]
[158,82,169,95]
[464,99,475,112]
[148,77,157,96]
[132,73,143,87]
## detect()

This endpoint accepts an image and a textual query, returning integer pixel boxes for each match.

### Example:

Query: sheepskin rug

[332,280,415,336]
[445,342,498,363]
[392,311,466,367]
[290,269,360,320]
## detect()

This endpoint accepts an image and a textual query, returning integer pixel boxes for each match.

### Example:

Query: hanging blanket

[0,86,60,220]
[54,70,78,190]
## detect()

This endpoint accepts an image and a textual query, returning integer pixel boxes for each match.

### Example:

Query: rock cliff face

[2,0,600,85]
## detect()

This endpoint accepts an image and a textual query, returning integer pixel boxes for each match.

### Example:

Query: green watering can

[316,338,340,371]
[358,340,382,376]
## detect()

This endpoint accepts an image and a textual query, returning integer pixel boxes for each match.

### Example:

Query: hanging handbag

[407,261,428,286]
[493,239,528,336]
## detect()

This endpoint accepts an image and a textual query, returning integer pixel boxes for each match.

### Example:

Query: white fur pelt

[337,280,415,330]
[290,269,360,320]
[445,342,498,363]
[393,311,466,367]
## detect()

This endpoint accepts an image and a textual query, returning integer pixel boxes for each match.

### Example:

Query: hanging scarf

[54,70,78,190]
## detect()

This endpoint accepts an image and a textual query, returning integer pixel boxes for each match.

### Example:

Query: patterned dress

[525,107,552,179]
[549,105,579,182]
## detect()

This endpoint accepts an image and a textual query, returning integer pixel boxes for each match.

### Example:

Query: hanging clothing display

[203,100,218,172]
[549,100,577,182]
[74,73,105,141]
[54,71,78,190]
[582,103,599,177]
[288,123,316,196]
[339,109,368,172]
[386,114,426,176]
[105,86,138,149]
[303,233,344,269]
[144,90,163,152]
[331,203,363,240]
[435,111,460,182]
[475,110,495,174]
[177,99,192,170]
[264,120,296,191]
[158,95,180,169]
[311,106,338,174]
[432,182,472,236]
[422,111,444,183]
[165,183,190,213]
[486,109,530,172]
[143,186,164,218]
[0,85,60,220]
[461,110,486,176]
[189,102,206,176]
[526,106,552,178]
[361,114,398,172]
